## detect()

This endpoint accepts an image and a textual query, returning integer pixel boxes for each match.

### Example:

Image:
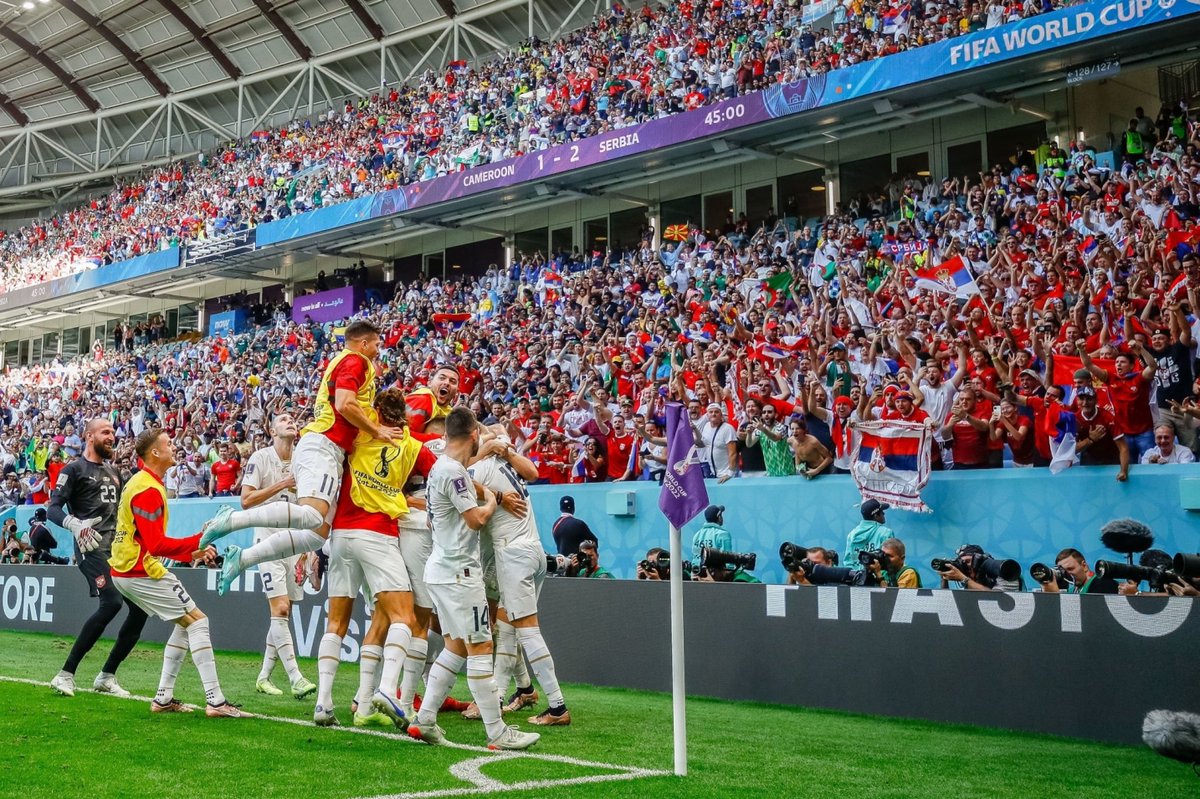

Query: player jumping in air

[199,320,404,593]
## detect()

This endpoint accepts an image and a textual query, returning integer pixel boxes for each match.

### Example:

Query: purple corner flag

[658,401,709,529]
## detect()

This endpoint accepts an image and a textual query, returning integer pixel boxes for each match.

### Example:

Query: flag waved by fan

[849,419,933,513]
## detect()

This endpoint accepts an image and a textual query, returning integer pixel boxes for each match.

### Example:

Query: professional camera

[1095,559,1182,592]
[1173,553,1200,579]
[700,547,757,572]
[932,552,1020,584]
[857,549,889,567]
[546,553,573,576]
[638,552,672,575]
[779,541,806,573]
[1029,562,1072,589]
[799,560,878,587]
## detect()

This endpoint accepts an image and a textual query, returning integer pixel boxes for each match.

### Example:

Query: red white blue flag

[849,419,933,513]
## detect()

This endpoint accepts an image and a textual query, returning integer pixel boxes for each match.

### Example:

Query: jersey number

[497,463,529,499]
[173,583,191,606]
[99,484,118,504]
[472,604,490,633]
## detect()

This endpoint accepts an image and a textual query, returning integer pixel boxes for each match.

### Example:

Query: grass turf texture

[0,629,1193,798]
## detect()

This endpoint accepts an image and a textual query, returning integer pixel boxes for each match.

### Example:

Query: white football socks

[241,529,326,569]
[316,633,342,711]
[257,637,277,683]
[466,654,506,741]
[355,644,383,710]
[376,623,412,699]
[227,502,324,534]
[399,636,428,708]
[156,625,189,703]
[517,626,564,708]
[416,650,464,726]
[492,620,519,696]
[185,618,226,706]
[269,616,303,686]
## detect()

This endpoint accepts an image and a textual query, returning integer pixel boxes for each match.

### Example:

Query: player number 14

[473,604,490,633]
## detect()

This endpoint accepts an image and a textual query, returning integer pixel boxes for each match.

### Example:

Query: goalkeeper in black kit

[47,418,147,699]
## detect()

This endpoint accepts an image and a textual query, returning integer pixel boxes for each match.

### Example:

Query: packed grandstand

[0,0,1195,498]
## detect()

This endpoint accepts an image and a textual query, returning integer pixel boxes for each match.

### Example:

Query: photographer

[696,547,761,583]
[633,542,681,578]
[867,538,921,588]
[0,517,27,563]
[784,546,835,586]
[568,539,613,579]
[1037,548,1118,594]
[936,544,1021,592]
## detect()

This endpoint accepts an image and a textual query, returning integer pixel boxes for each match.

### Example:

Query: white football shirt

[468,456,539,546]
[424,454,482,585]
[242,445,295,504]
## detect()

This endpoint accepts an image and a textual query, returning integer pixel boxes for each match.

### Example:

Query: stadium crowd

[0,94,1198,506]
[0,0,1080,294]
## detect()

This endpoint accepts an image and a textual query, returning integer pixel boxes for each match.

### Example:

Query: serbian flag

[912,255,979,299]
[250,130,271,142]
[447,59,468,71]
[1047,404,1079,475]
[882,3,911,37]
[1077,235,1099,265]
[1164,228,1198,259]
[849,419,933,513]
[542,270,563,285]
[431,313,471,334]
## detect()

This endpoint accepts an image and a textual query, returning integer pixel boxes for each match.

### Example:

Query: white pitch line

[3,673,672,797]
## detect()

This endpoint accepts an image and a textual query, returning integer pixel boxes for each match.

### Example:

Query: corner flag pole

[669,522,687,776]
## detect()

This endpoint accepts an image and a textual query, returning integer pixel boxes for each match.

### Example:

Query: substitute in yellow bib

[110,428,251,717]
[316,388,440,727]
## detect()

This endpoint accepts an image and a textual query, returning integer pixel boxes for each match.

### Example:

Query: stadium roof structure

[0,0,593,215]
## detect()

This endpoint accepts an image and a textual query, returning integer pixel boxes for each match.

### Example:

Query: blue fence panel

[15,465,1199,585]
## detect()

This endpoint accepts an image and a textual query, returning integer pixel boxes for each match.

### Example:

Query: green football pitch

[0,629,1192,799]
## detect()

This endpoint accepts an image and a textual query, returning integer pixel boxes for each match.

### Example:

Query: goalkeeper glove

[63,515,103,553]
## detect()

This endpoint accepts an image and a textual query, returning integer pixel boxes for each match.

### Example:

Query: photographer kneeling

[866,538,921,588]
[697,547,761,583]
[567,539,613,579]
[781,543,836,586]
[636,547,673,581]
[935,544,1021,592]
[1033,548,1118,594]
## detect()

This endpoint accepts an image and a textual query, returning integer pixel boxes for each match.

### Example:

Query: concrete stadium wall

[0,565,1194,746]
[11,464,1200,585]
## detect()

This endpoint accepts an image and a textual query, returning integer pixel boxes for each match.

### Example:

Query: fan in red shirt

[1074,387,1129,481]
[1087,342,1157,460]
[605,416,637,481]
[209,444,241,497]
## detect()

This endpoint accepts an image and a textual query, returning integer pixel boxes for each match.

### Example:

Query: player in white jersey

[468,441,570,726]
[240,413,317,700]
[407,407,539,751]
